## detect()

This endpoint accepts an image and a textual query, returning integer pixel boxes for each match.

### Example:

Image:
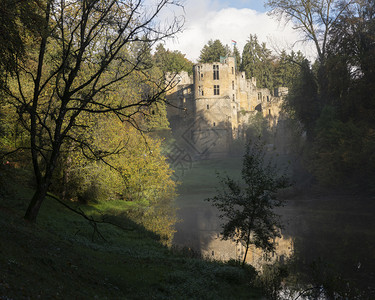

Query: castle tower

[165,57,287,158]
[191,57,239,156]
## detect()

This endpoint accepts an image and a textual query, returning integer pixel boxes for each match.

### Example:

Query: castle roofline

[195,56,236,66]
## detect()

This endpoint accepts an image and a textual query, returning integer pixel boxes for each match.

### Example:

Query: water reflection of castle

[244,235,293,268]
[200,232,293,269]
[173,206,293,269]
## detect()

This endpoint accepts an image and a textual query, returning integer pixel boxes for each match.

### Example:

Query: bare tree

[3,0,183,222]
[266,0,357,63]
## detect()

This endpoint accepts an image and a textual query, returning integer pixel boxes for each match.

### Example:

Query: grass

[0,166,263,299]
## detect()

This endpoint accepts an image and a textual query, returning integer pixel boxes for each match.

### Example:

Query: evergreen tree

[240,35,274,90]
[274,50,305,88]
[233,45,241,70]
[199,39,230,63]
[284,59,320,140]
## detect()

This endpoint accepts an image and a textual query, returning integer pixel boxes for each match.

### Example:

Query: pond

[172,158,375,298]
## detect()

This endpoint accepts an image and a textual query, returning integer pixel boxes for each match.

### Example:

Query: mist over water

[172,157,375,297]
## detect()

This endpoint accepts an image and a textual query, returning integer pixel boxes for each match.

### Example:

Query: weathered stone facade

[166,57,287,158]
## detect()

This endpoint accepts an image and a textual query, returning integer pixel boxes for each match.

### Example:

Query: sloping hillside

[0,170,262,299]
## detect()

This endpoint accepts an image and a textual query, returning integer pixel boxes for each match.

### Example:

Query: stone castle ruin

[166,56,288,159]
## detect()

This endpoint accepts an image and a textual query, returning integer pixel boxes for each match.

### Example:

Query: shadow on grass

[0,164,265,299]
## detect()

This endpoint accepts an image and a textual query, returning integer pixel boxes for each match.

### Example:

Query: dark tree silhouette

[206,140,290,266]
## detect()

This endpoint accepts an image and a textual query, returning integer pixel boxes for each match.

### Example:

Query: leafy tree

[258,263,289,300]
[240,35,274,90]
[153,43,193,75]
[326,0,375,121]
[267,0,375,188]
[0,0,42,147]
[0,101,28,155]
[52,115,177,243]
[2,0,182,222]
[308,0,375,187]
[199,39,230,63]
[0,0,43,77]
[206,140,290,266]
[308,106,366,186]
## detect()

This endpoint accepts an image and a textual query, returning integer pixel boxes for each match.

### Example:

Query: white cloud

[162,2,316,62]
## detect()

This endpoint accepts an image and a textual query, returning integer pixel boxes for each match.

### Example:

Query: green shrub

[257,262,288,300]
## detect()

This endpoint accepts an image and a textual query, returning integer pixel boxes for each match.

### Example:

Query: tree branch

[47,192,135,242]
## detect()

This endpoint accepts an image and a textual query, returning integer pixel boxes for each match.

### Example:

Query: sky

[160,0,316,62]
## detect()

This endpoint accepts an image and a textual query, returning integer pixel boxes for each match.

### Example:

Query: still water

[173,190,375,298]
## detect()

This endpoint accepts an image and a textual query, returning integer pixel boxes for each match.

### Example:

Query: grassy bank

[0,167,262,299]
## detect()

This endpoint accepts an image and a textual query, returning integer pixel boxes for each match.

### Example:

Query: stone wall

[166,57,287,158]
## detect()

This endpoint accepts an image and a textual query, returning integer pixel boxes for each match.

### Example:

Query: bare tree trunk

[24,150,60,221]
[242,243,250,266]
[242,230,251,266]
[25,141,61,222]
[24,1,51,223]
[24,182,48,222]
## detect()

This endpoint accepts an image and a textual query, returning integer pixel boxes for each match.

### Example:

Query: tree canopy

[195,36,303,91]
[240,35,275,90]
[233,45,241,70]
[0,0,43,76]
[1,0,183,222]
[273,50,305,88]
[279,0,375,188]
[153,43,194,75]
[199,39,231,63]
